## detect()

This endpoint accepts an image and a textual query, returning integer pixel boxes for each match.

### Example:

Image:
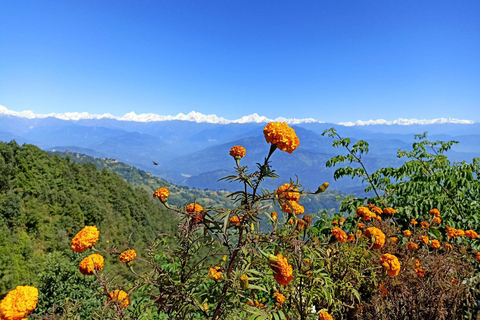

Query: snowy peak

[339,118,475,126]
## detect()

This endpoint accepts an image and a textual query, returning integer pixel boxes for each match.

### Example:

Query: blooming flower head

[119,249,137,263]
[339,217,346,225]
[208,266,223,280]
[263,122,300,154]
[357,223,365,229]
[378,283,388,297]
[273,291,285,304]
[331,227,347,243]
[79,254,104,275]
[380,254,401,276]
[432,217,441,225]
[419,236,429,245]
[444,243,453,251]
[356,207,375,221]
[415,260,421,267]
[407,242,419,251]
[429,208,441,217]
[364,227,386,250]
[421,221,429,230]
[271,211,277,221]
[332,220,338,225]
[390,237,398,244]
[230,215,242,226]
[446,226,457,239]
[477,252,480,261]
[153,187,169,202]
[465,230,478,239]
[0,286,38,320]
[411,219,418,225]
[403,230,412,237]
[415,267,426,277]
[108,290,130,308]
[71,226,100,253]
[318,310,333,320]
[367,204,383,215]
[277,183,300,201]
[229,145,246,159]
[455,229,465,237]
[383,207,397,215]
[348,234,355,242]
[431,239,441,249]
[374,214,382,222]
[281,200,305,215]
[187,203,204,222]
[269,254,293,286]
[246,300,264,308]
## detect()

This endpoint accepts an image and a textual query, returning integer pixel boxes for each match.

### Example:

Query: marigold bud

[240,274,249,290]
[271,211,277,222]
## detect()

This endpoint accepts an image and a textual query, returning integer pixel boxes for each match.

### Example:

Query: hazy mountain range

[1,105,479,194]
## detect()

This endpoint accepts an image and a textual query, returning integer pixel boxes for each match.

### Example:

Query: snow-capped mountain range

[0,105,475,126]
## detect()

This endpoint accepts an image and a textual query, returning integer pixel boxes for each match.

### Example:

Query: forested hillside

[0,141,179,315]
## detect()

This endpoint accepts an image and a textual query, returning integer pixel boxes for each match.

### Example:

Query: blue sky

[0,0,479,122]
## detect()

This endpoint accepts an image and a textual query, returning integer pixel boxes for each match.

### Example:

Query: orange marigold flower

[186,203,203,213]
[281,201,305,215]
[79,254,104,275]
[364,227,386,250]
[374,214,382,222]
[415,267,426,277]
[421,221,430,229]
[318,310,333,320]
[455,229,465,237]
[432,217,441,225]
[339,217,346,225]
[357,223,365,229]
[277,183,300,201]
[288,219,294,225]
[271,211,277,221]
[403,230,412,236]
[229,145,246,159]
[273,291,285,304]
[356,207,375,221]
[411,219,418,225]
[348,234,355,242]
[477,252,480,261]
[331,227,347,242]
[407,241,419,251]
[208,266,223,280]
[269,254,293,286]
[332,220,338,225]
[71,226,100,253]
[119,249,137,263]
[153,187,169,202]
[378,283,388,297]
[415,260,421,267]
[0,285,38,320]
[230,215,242,226]
[429,208,441,217]
[390,237,398,244]
[465,230,478,239]
[431,239,441,249]
[383,207,397,215]
[246,300,264,308]
[263,122,300,154]
[380,254,401,277]
[419,236,429,245]
[446,226,457,239]
[444,243,453,251]
[367,204,382,215]
[108,290,130,308]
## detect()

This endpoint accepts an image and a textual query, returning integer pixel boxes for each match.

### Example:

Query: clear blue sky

[1,0,479,122]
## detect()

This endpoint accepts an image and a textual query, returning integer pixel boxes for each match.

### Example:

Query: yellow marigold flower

[332,220,338,225]
[339,217,346,225]
[390,237,398,244]
[288,219,294,225]
[71,226,100,253]
[119,249,137,263]
[348,234,355,242]
[0,286,38,320]
[277,183,300,201]
[229,145,246,159]
[269,254,293,286]
[281,200,305,215]
[407,241,419,251]
[429,208,440,217]
[403,230,412,236]
[367,204,383,215]
[383,207,397,215]
[273,291,285,304]
[331,227,347,242]
[357,223,365,229]
[263,122,300,154]
[364,227,386,250]
[240,274,249,290]
[208,266,223,280]
[79,254,104,275]
[410,219,418,225]
[465,230,478,239]
[153,187,169,202]
[432,217,441,224]
[318,310,333,320]
[419,236,429,245]
[230,215,242,226]
[415,267,426,277]
[108,290,130,308]
[271,211,277,221]
[444,243,453,251]
[356,207,375,221]
[421,221,429,229]
[477,252,480,261]
[380,254,401,277]
[431,239,440,249]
